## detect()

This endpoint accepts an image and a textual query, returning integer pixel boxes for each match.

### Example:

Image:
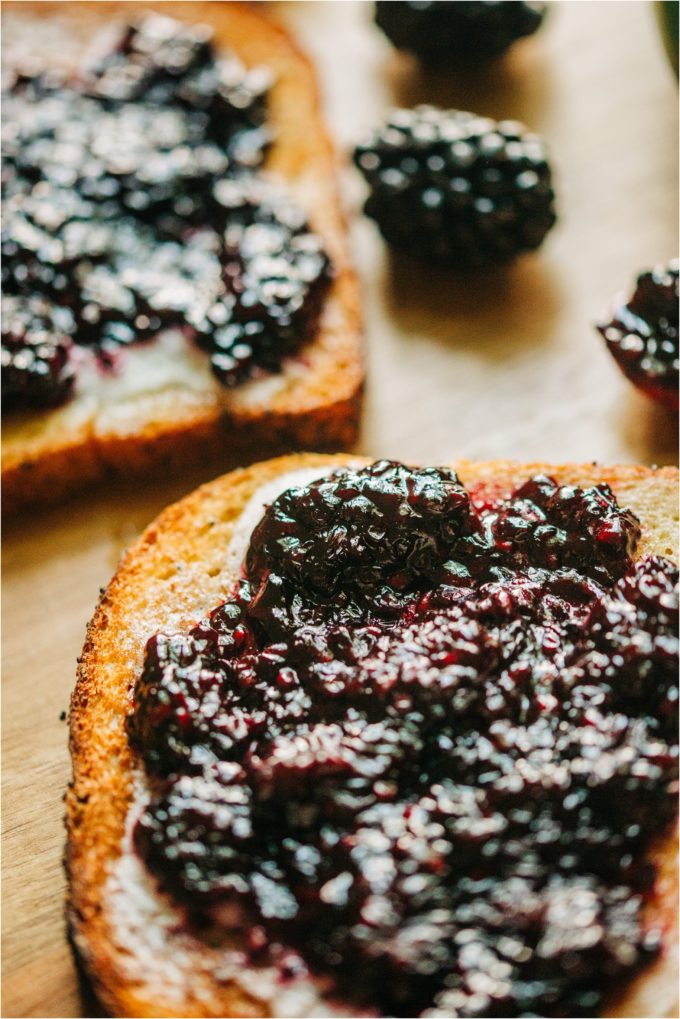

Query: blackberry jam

[129,462,679,1017]
[2,14,331,411]
[597,262,679,411]
[1,294,75,409]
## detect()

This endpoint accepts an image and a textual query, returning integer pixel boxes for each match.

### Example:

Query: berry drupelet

[128,461,678,1018]
[375,1,546,65]
[597,261,679,411]
[354,105,556,267]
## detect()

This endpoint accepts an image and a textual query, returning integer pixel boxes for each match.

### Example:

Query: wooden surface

[2,2,678,1017]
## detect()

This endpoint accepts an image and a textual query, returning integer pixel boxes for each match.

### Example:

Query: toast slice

[68,452,679,1018]
[1,4,363,515]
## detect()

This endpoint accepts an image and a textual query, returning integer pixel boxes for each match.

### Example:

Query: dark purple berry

[354,106,556,266]
[597,262,679,410]
[375,1,546,65]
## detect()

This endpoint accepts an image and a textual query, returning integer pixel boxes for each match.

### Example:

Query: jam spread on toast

[129,461,678,1017]
[2,15,331,411]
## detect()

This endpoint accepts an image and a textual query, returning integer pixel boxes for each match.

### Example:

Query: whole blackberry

[1,294,75,409]
[375,1,546,64]
[354,106,556,267]
[597,262,679,410]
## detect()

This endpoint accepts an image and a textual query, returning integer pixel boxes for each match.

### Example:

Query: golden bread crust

[68,453,679,1018]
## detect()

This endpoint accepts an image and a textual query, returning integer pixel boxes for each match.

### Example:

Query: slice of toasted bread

[68,452,679,1019]
[1,3,363,516]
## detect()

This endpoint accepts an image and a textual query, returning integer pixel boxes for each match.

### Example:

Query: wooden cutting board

[2,2,678,1016]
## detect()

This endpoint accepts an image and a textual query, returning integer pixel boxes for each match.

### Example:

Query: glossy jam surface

[598,262,679,411]
[1,15,331,411]
[129,462,679,1017]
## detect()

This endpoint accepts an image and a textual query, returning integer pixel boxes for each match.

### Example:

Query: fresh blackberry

[1,294,75,409]
[597,262,679,410]
[354,106,556,266]
[375,1,546,64]
[190,176,331,386]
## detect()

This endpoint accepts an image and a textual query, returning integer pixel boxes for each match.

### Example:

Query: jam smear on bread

[129,461,679,1018]
[1,14,331,411]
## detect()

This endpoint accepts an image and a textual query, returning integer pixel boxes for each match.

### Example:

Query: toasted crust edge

[67,453,679,1018]
[1,2,364,516]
